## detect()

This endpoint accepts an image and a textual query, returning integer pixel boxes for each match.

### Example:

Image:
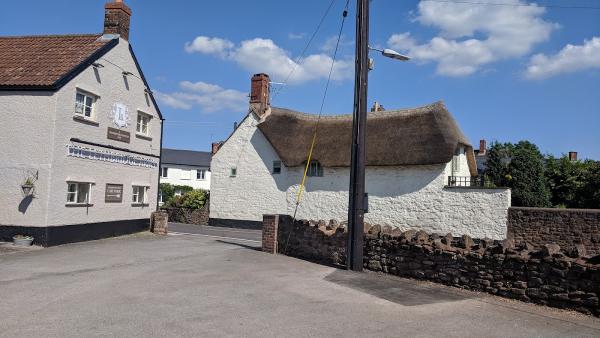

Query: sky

[1,0,599,159]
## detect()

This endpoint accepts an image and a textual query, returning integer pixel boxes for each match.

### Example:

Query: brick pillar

[262,214,279,254]
[151,211,168,235]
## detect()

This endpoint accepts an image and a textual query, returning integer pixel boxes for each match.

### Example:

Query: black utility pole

[347,0,369,272]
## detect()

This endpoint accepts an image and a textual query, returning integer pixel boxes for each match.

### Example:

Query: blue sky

[2,0,599,159]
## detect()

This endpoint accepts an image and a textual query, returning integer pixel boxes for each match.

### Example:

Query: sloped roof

[162,148,211,167]
[257,101,477,176]
[0,34,117,89]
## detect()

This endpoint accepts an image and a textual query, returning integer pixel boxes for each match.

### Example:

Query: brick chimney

[211,142,223,156]
[479,139,487,156]
[569,151,578,161]
[249,73,270,117]
[104,0,132,40]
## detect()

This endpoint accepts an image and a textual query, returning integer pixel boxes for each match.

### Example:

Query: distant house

[474,139,488,175]
[209,74,511,239]
[160,148,211,197]
[0,0,163,246]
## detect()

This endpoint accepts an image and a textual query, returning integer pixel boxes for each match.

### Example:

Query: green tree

[484,141,550,207]
[509,141,551,207]
[579,160,600,209]
[545,155,586,208]
[484,142,513,187]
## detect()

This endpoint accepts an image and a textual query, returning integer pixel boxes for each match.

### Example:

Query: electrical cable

[284,0,351,254]
[270,0,338,102]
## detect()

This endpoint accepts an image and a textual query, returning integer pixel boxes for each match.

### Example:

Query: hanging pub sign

[105,184,123,203]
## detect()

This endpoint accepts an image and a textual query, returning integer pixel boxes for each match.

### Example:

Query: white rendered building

[209,74,511,239]
[0,1,163,246]
[160,148,211,194]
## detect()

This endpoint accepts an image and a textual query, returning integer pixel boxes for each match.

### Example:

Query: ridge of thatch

[257,101,477,176]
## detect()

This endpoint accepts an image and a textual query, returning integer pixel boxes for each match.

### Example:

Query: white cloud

[388,0,557,76]
[320,35,353,54]
[288,33,305,40]
[184,36,234,56]
[155,81,247,113]
[526,37,600,79]
[184,36,353,84]
[154,91,192,110]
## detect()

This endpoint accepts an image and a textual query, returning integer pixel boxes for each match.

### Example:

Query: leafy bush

[159,183,194,206]
[165,189,208,209]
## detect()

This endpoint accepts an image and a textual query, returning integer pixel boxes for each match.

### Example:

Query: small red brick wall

[262,214,279,254]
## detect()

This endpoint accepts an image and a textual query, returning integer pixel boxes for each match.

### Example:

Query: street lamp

[369,46,411,61]
[347,0,410,272]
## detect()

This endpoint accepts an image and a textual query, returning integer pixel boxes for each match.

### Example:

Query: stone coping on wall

[263,214,600,317]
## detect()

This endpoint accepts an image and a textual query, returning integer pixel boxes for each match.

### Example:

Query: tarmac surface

[1,230,599,337]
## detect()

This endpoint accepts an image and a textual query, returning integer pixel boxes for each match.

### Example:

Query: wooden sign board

[107,127,130,143]
[105,183,124,203]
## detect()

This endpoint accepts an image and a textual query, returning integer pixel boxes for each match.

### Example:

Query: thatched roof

[257,101,477,176]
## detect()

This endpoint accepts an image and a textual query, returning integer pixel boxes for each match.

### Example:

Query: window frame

[196,169,206,180]
[161,167,168,178]
[132,185,149,205]
[230,167,237,177]
[74,90,96,120]
[66,182,93,205]
[272,161,282,174]
[306,160,323,177]
[136,111,152,136]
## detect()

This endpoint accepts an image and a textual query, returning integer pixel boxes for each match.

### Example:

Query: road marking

[168,231,261,243]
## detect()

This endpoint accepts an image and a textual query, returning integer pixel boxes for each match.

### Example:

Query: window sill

[135,133,152,141]
[66,203,94,207]
[131,203,150,207]
[73,115,99,126]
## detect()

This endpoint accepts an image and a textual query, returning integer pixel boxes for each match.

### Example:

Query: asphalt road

[1,232,599,337]
[168,222,262,242]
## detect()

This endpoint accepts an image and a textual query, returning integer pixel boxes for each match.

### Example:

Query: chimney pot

[479,139,487,155]
[569,151,578,161]
[104,0,132,40]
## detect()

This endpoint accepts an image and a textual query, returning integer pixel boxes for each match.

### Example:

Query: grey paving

[0,232,599,337]
[168,222,262,242]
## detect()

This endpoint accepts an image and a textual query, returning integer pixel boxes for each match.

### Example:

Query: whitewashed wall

[160,164,211,190]
[0,92,55,226]
[287,163,510,239]
[0,38,161,227]
[210,113,288,221]
[210,113,510,239]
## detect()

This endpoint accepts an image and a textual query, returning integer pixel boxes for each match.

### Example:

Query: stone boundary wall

[508,207,600,256]
[162,207,209,225]
[263,215,600,316]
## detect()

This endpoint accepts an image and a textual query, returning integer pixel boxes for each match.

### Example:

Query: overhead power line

[270,0,338,102]
[420,0,600,10]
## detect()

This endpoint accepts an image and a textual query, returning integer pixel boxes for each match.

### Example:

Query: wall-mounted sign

[110,102,130,128]
[107,127,131,143]
[66,144,158,168]
[105,184,123,203]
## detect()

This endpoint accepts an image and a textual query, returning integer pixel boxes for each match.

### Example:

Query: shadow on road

[215,239,261,251]
[325,269,474,306]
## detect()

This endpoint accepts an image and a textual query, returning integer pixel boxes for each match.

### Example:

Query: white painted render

[210,111,511,239]
[0,38,161,227]
[160,164,211,190]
